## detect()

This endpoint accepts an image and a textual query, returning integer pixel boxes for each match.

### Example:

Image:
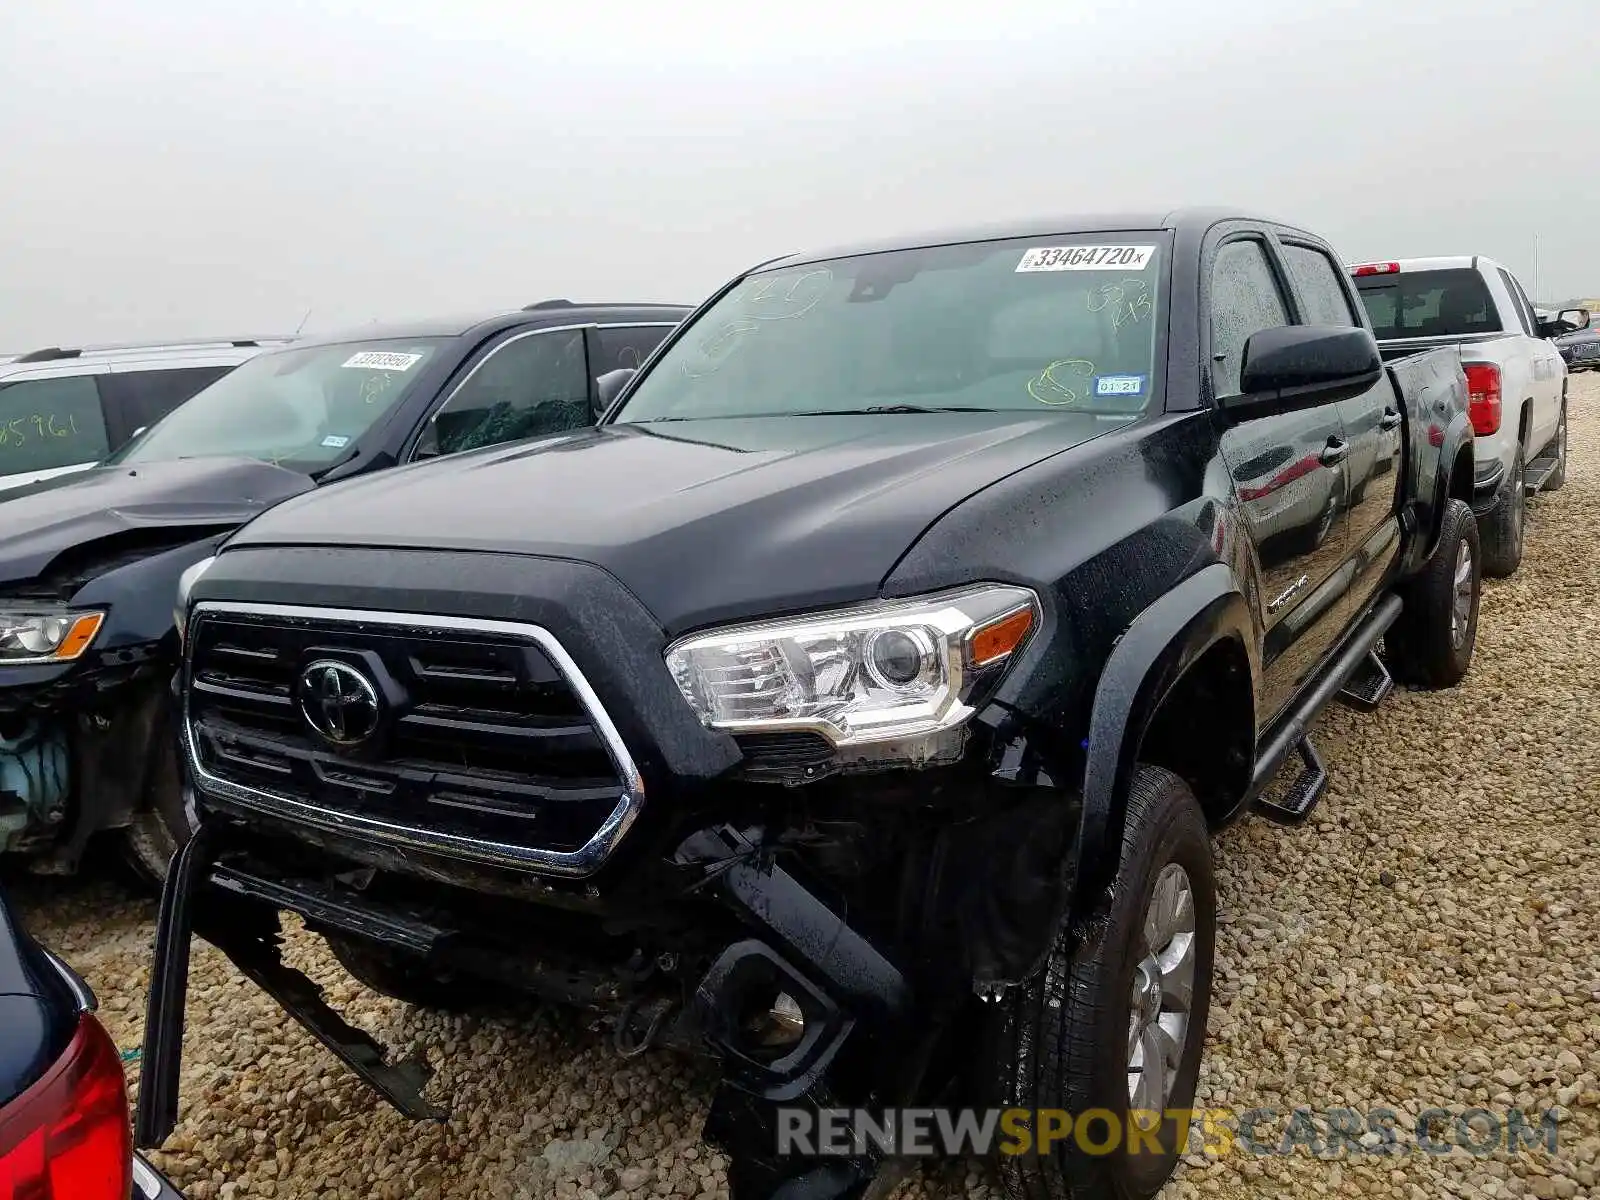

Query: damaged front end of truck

[134,581,1087,1200]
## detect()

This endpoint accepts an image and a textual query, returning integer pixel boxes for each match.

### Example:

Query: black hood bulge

[0,456,314,586]
[222,413,1130,634]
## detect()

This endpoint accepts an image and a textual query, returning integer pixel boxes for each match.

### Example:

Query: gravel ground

[8,374,1600,1200]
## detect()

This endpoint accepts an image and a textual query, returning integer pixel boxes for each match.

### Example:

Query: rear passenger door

[1210,234,1351,722]
[1279,240,1403,611]
[1499,268,1563,453]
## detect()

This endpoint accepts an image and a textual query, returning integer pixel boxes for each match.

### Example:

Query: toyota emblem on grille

[298,659,382,746]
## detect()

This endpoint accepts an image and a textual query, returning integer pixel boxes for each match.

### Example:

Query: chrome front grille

[183,602,645,877]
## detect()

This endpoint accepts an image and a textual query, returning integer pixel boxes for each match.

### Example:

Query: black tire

[1545,403,1568,492]
[979,765,1215,1200]
[327,936,477,1012]
[1478,447,1525,579]
[122,716,194,886]
[1385,498,1480,690]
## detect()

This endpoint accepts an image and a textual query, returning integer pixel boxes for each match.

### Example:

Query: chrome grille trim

[183,601,646,878]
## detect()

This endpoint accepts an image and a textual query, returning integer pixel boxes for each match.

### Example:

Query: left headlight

[173,555,216,644]
[665,584,1040,763]
[0,607,106,665]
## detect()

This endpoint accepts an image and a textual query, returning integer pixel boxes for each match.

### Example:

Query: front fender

[1070,562,1257,937]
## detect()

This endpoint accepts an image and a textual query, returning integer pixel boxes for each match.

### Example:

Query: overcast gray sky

[2,0,1595,348]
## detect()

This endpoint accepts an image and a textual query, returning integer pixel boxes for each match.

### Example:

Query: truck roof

[289,302,695,350]
[1350,255,1504,274]
[767,207,1283,270]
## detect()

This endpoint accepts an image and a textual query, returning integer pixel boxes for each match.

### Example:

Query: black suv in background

[0,301,688,879]
[142,212,1478,1200]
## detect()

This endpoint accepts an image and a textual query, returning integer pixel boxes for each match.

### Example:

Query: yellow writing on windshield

[0,413,83,448]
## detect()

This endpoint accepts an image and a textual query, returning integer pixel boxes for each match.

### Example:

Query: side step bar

[1254,736,1328,825]
[134,822,446,1150]
[1336,649,1394,712]
[1248,594,1401,824]
[1524,452,1560,495]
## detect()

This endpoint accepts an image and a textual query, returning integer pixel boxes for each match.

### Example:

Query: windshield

[1354,269,1503,340]
[108,337,450,471]
[612,234,1168,424]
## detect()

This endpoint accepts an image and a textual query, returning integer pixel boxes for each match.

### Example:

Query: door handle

[1319,437,1350,466]
[1379,409,1402,431]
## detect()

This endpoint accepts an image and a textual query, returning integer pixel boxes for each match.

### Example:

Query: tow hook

[613,997,675,1059]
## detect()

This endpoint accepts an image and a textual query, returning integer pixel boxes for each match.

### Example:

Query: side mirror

[1538,308,1590,339]
[593,368,636,419]
[1221,325,1383,422]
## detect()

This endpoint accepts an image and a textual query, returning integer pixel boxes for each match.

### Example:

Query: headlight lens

[664,584,1040,754]
[174,555,216,642]
[0,608,106,664]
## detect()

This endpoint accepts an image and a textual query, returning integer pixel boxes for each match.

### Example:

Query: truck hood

[224,412,1132,633]
[0,456,314,587]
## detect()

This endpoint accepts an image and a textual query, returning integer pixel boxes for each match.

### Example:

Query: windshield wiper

[788,405,997,416]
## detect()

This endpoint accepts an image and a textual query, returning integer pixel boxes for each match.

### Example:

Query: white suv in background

[0,337,294,495]
[1351,256,1584,577]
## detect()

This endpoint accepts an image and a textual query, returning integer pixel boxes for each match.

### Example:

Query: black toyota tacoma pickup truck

[138,210,1479,1200]
[0,301,686,878]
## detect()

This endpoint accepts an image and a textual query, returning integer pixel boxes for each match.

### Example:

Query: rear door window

[1353,268,1503,338]
[593,326,675,376]
[1497,269,1538,336]
[0,376,112,475]
[1281,244,1360,327]
[99,364,236,447]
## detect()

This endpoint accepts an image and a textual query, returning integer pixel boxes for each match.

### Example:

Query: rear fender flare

[1405,410,1474,577]
[1069,563,1257,938]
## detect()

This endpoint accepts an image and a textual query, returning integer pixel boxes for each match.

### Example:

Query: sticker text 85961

[1016,246,1156,273]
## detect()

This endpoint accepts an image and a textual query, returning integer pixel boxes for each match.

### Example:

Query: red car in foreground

[0,888,182,1199]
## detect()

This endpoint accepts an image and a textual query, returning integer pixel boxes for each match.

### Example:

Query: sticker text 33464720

[1016,245,1156,273]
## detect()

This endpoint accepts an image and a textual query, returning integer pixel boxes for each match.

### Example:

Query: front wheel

[1386,498,1480,689]
[979,765,1215,1200]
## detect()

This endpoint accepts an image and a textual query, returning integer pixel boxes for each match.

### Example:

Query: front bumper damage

[135,818,917,1200]
[0,669,170,869]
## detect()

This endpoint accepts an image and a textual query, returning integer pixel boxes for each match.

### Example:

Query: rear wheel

[1386,498,1480,689]
[1479,447,1525,578]
[979,765,1215,1200]
[1545,403,1568,492]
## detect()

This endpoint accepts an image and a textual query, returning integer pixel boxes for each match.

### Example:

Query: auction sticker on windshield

[342,351,423,371]
[1016,246,1156,272]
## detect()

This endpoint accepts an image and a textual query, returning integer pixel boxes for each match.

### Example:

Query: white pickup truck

[1351,256,1588,577]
